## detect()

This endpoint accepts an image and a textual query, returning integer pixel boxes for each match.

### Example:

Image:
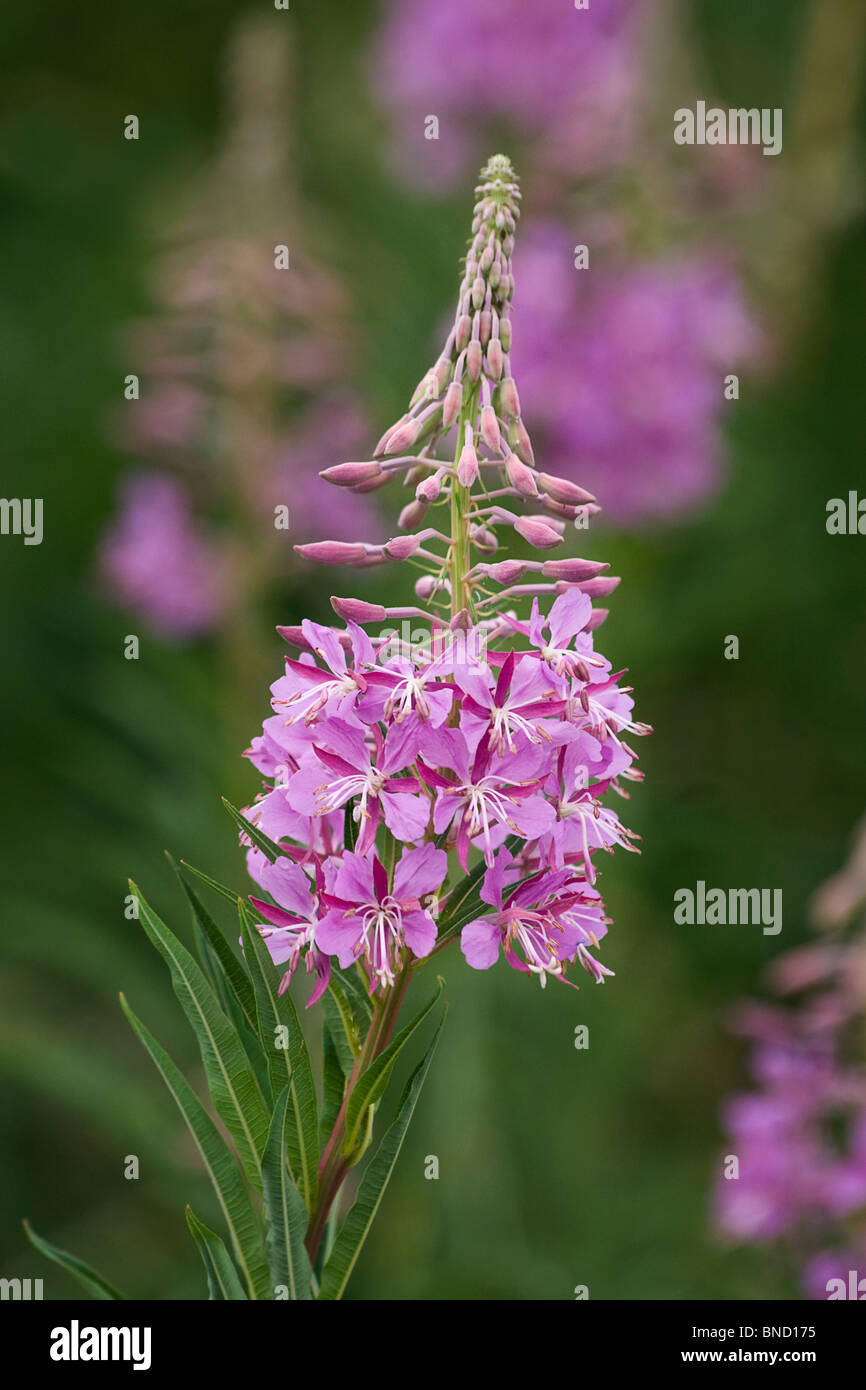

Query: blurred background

[1,0,865,1299]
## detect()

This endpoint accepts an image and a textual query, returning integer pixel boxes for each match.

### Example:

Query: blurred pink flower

[511,221,762,524]
[371,0,637,190]
[97,471,227,639]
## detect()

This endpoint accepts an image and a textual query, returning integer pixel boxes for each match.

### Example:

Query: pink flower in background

[714,821,866,1298]
[97,471,227,638]
[512,222,762,524]
[371,0,638,189]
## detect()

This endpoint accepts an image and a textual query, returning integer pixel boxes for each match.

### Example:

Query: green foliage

[26,860,445,1300]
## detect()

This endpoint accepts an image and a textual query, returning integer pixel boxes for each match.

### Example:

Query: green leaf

[239,903,319,1209]
[320,1022,346,1148]
[323,981,359,1075]
[330,960,373,1024]
[185,1206,249,1300]
[130,882,270,1189]
[318,1011,445,1300]
[222,797,285,864]
[343,980,443,1154]
[171,856,258,1033]
[23,1221,126,1300]
[120,993,271,1301]
[261,1087,314,1301]
[179,858,242,907]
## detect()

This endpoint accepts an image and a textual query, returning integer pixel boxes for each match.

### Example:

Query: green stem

[305,963,412,1264]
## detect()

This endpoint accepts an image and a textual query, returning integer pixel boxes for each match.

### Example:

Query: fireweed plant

[25,156,647,1301]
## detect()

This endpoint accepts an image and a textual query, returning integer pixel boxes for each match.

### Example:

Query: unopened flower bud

[415,574,450,601]
[457,440,479,487]
[485,559,526,584]
[541,558,609,582]
[384,534,422,560]
[508,416,535,466]
[455,313,472,352]
[486,338,504,379]
[537,472,596,505]
[383,415,420,455]
[479,310,492,347]
[295,541,367,565]
[330,596,387,623]
[471,524,498,553]
[319,460,383,488]
[514,516,562,550]
[471,275,485,310]
[441,380,462,430]
[466,340,483,381]
[480,404,501,453]
[398,499,429,531]
[499,377,521,418]
[416,468,445,503]
[504,453,538,497]
[499,315,512,352]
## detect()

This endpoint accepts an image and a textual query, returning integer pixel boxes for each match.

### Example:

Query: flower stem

[305,963,412,1264]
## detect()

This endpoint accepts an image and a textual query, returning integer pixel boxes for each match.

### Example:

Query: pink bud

[330,596,386,623]
[295,541,368,565]
[486,560,526,584]
[514,517,563,550]
[466,341,482,381]
[541,558,609,582]
[499,377,521,418]
[471,275,485,309]
[384,416,421,455]
[574,575,621,597]
[385,534,422,560]
[537,472,595,505]
[398,499,429,531]
[319,460,383,488]
[504,453,538,497]
[276,624,312,650]
[457,441,479,487]
[455,314,472,352]
[509,417,534,466]
[479,310,492,347]
[416,469,444,503]
[441,381,462,430]
[586,608,609,631]
[499,315,512,352]
[415,574,450,601]
[480,404,501,453]
[486,338,504,379]
[471,524,498,553]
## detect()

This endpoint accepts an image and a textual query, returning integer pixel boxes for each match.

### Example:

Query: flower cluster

[714,820,866,1298]
[243,156,647,1003]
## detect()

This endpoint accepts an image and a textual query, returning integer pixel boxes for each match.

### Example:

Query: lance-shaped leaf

[222,797,285,864]
[318,1012,445,1300]
[343,980,443,1154]
[320,1022,346,1147]
[323,980,359,1074]
[171,856,257,1033]
[180,858,242,907]
[261,1087,314,1301]
[185,1206,249,1301]
[130,883,270,1189]
[23,1221,126,1300]
[239,903,319,1209]
[120,994,271,1301]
